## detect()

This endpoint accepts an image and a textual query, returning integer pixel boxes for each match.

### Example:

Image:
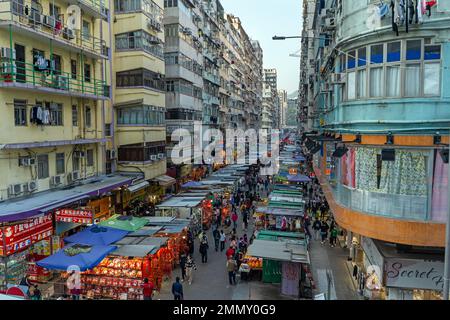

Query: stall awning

[247,240,310,264]
[127,181,150,193]
[37,244,117,271]
[111,245,157,257]
[156,197,204,208]
[256,207,304,217]
[154,175,176,187]
[125,226,163,237]
[64,225,129,246]
[99,214,148,232]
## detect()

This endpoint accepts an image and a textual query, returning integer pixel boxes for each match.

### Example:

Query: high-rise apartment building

[300,0,450,300]
[264,68,280,129]
[278,89,287,128]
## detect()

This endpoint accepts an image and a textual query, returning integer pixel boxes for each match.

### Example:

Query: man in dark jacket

[199,235,209,263]
[172,277,184,300]
[213,228,220,251]
[179,252,187,281]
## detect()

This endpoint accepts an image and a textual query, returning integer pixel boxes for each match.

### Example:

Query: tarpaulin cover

[64,225,129,246]
[182,181,204,188]
[99,214,148,232]
[287,174,311,183]
[36,244,117,271]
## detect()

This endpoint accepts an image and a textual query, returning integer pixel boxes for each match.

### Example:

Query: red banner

[55,208,93,224]
[0,214,53,256]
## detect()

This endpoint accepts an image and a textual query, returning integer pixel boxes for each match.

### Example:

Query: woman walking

[185,255,197,285]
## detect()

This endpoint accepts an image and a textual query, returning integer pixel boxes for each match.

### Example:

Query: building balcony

[0,1,108,59]
[65,0,108,20]
[0,61,109,100]
[202,70,220,86]
[202,92,219,105]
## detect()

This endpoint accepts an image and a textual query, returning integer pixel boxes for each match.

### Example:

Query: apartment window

[71,60,77,80]
[424,63,440,96]
[386,66,401,97]
[56,153,65,174]
[164,0,178,7]
[357,47,366,67]
[72,105,78,126]
[72,152,80,171]
[49,4,60,18]
[82,20,90,41]
[87,149,94,166]
[105,123,112,136]
[370,44,384,64]
[115,0,163,19]
[117,105,165,125]
[84,64,91,82]
[116,68,165,91]
[50,103,63,126]
[85,106,92,127]
[405,63,421,97]
[115,30,164,59]
[387,41,401,62]
[406,40,422,60]
[357,69,366,98]
[37,154,49,179]
[347,50,356,69]
[14,99,27,126]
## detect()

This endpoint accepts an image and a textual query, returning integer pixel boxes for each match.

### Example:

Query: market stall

[246,239,312,298]
[99,214,148,232]
[254,206,305,232]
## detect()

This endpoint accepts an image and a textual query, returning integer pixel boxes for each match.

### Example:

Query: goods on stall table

[243,255,263,269]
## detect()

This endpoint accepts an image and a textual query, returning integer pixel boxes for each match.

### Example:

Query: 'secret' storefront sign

[385,258,445,291]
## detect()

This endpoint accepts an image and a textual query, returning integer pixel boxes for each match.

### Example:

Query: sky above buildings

[222,0,302,95]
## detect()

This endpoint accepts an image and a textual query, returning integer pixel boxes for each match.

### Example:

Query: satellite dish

[66,5,81,30]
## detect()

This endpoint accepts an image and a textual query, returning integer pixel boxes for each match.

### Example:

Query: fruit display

[244,256,263,269]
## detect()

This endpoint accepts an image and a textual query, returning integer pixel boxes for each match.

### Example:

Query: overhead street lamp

[272,35,329,41]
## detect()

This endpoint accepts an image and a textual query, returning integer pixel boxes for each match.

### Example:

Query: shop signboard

[0,214,53,256]
[361,237,384,280]
[55,208,93,224]
[385,258,445,291]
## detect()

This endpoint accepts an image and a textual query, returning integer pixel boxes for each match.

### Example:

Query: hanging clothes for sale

[426,0,436,16]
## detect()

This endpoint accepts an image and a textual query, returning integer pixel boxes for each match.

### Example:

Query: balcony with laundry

[0,52,109,99]
[0,0,108,59]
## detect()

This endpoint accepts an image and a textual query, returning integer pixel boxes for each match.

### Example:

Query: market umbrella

[64,225,129,246]
[182,181,204,188]
[99,214,148,232]
[36,244,117,271]
[287,174,311,183]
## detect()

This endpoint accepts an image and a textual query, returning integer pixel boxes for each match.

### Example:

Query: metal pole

[443,143,450,299]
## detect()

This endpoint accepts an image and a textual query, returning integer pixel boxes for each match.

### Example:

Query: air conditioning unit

[43,15,57,28]
[74,151,86,158]
[0,47,16,59]
[107,149,117,160]
[150,155,157,161]
[1,62,17,74]
[63,27,75,40]
[23,181,38,193]
[50,175,62,186]
[19,157,36,167]
[158,153,165,159]
[8,184,23,197]
[331,73,346,84]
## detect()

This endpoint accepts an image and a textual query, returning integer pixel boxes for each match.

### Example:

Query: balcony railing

[203,70,220,85]
[0,0,107,58]
[0,60,108,98]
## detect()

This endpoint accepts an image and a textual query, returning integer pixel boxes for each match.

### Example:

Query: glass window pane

[406,40,422,60]
[370,44,384,64]
[357,69,367,98]
[386,66,401,97]
[358,48,366,67]
[347,51,356,69]
[424,45,441,60]
[369,67,383,97]
[405,64,421,96]
[424,63,440,96]
[387,41,401,62]
[347,71,356,100]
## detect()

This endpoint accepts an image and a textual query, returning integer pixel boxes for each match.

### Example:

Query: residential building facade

[264,68,280,130]
[300,0,450,300]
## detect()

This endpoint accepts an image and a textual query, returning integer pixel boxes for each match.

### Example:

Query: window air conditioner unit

[51,175,62,186]
[23,181,38,193]
[158,153,165,159]
[0,47,16,59]
[8,184,23,197]
[63,27,75,40]
[19,157,36,167]
[43,15,57,28]
[151,155,157,161]
[331,73,346,84]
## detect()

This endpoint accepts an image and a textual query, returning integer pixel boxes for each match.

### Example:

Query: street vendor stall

[246,239,312,298]
[255,206,305,232]
[99,214,148,232]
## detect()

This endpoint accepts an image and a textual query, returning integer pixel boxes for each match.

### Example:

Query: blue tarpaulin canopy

[64,225,129,246]
[36,244,117,271]
[287,174,311,183]
[182,181,204,188]
[293,155,306,161]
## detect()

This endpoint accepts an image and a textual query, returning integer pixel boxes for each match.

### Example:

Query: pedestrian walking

[226,256,238,285]
[312,218,321,241]
[231,212,238,230]
[320,220,330,245]
[242,210,248,231]
[330,227,338,247]
[213,228,220,251]
[142,278,155,300]
[185,255,197,285]
[219,230,226,252]
[179,251,187,281]
[199,235,209,263]
[172,277,184,300]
